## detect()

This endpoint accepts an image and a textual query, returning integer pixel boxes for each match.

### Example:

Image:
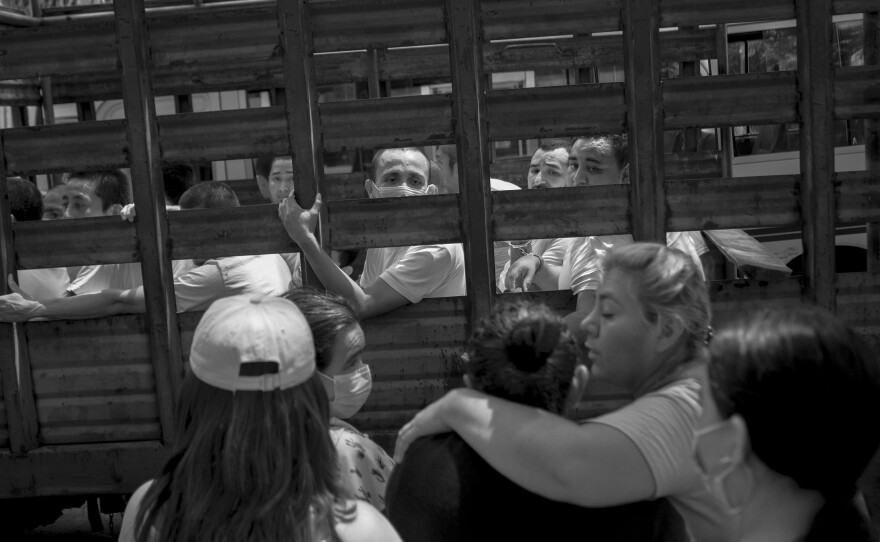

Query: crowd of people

[1,137,879,541]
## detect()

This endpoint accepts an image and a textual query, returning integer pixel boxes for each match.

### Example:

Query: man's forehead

[270,158,294,173]
[65,179,95,196]
[376,149,429,176]
[572,137,614,159]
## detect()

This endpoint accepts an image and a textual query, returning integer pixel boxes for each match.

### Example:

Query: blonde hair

[602,242,710,360]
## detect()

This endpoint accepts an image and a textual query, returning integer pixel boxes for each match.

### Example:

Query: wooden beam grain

[114,0,182,444]
[797,0,836,312]
[624,0,665,242]
[446,0,495,326]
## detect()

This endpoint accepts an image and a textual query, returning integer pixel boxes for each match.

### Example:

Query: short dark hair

[573,132,628,169]
[6,177,43,222]
[435,144,457,169]
[66,170,132,210]
[162,164,196,206]
[536,138,573,154]
[178,182,240,210]
[462,301,582,414]
[370,147,430,181]
[283,287,359,371]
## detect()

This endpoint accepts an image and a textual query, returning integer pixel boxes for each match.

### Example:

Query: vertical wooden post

[277,0,326,289]
[623,0,665,242]
[445,0,494,327]
[76,102,95,122]
[865,12,879,276]
[716,25,735,179]
[114,0,182,445]
[796,0,835,312]
[367,48,382,99]
[0,133,40,453]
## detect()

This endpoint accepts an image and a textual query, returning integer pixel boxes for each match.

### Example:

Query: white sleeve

[379,245,456,303]
[172,262,225,312]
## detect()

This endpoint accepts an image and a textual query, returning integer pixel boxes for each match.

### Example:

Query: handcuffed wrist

[530,253,544,274]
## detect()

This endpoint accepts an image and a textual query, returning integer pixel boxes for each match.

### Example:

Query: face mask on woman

[320,364,372,419]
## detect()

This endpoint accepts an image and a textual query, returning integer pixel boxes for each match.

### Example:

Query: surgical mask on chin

[319,365,372,419]
[369,181,435,198]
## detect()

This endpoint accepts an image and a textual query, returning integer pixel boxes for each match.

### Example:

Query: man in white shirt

[0,182,291,322]
[279,147,465,319]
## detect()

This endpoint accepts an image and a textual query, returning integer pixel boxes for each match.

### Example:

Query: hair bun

[505,318,561,373]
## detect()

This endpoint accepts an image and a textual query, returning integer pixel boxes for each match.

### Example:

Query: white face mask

[693,421,753,516]
[319,364,372,419]
[369,181,437,198]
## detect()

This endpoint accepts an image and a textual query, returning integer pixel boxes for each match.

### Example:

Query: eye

[588,167,603,174]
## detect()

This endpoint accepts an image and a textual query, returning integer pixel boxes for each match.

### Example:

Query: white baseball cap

[189,294,316,392]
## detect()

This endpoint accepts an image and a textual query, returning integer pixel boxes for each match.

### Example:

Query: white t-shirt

[590,367,736,542]
[67,263,143,295]
[359,244,466,303]
[17,268,70,302]
[560,232,707,293]
[173,254,291,312]
[281,252,303,291]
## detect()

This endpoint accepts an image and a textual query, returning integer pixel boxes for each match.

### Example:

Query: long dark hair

[284,288,359,372]
[134,373,351,542]
[708,303,880,542]
[463,301,582,414]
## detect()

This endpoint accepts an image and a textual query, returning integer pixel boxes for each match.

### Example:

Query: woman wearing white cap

[118,294,402,542]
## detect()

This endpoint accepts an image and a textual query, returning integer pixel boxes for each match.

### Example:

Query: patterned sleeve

[331,425,396,512]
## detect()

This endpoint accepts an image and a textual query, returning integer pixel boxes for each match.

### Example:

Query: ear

[106,203,123,216]
[256,175,271,201]
[425,184,439,196]
[462,374,473,389]
[655,315,685,354]
[563,364,590,415]
[620,163,630,184]
[364,179,375,198]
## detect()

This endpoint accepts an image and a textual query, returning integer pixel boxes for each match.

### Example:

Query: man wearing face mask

[279,147,466,319]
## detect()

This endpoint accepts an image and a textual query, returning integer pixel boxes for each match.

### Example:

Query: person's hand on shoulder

[393,389,462,462]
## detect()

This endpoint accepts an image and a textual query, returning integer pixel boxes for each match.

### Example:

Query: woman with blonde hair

[395,242,734,541]
[119,294,400,542]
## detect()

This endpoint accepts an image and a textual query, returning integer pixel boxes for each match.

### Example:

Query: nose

[572,168,588,187]
[532,172,547,188]
[581,309,599,339]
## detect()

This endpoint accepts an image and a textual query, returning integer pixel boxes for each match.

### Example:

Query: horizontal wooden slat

[167,205,297,260]
[311,0,445,53]
[837,171,880,224]
[158,107,288,163]
[40,422,162,445]
[834,66,880,120]
[487,83,626,141]
[321,94,455,150]
[481,0,621,40]
[667,175,801,231]
[32,365,155,398]
[3,120,128,176]
[0,21,118,80]
[36,395,158,425]
[664,72,799,129]
[0,80,41,106]
[660,0,794,26]
[13,216,138,269]
[0,441,169,497]
[836,272,880,353]
[328,194,461,249]
[25,315,151,369]
[493,184,630,241]
[709,276,805,329]
[832,0,880,15]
